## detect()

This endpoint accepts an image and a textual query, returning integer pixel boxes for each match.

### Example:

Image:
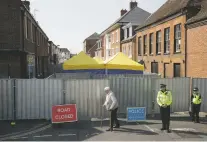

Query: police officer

[191,87,202,123]
[157,84,172,133]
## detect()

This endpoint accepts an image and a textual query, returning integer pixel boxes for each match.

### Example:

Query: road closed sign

[52,104,77,123]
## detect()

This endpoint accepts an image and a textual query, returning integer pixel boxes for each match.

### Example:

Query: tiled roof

[186,0,207,24]
[136,0,191,30]
[84,33,100,41]
[60,48,70,53]
[101,6,150,35]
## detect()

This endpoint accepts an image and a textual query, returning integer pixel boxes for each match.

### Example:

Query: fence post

[63,79,66,104]
[11,79,16,126]
[189,77,193,115]
[151,90,155,118]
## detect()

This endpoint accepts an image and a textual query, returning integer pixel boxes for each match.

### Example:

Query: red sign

[52,104,77,123]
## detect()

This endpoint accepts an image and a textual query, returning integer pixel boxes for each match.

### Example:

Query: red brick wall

[136,16,186,78]
[187,24,207,78]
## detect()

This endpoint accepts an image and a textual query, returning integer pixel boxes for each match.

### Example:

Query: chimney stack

[130,1,138,10]
[121,9,127,16]
[22,1,30,11]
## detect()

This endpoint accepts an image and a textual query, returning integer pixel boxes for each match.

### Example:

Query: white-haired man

[103,87,120,131]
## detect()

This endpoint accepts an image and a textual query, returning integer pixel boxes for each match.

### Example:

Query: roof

[83,33,100,42]
[136,0,191,31]
[104,52,144,71]
[60,48,70,53]
[186,0,207,24]
[63,51,104,70]
[101,6,151,35]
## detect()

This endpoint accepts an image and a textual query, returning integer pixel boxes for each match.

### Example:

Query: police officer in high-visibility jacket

[191,87,202,123]
[157,84,172,133]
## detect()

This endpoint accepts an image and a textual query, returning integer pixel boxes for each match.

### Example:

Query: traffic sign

[127,107,146,122]
[52,104,77,123]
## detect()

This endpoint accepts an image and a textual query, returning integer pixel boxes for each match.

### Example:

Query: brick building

[135,0,203,78]
[186,0,207,78]
[99,1,150,61]
[0,0,49,78]
[83,32,100,57]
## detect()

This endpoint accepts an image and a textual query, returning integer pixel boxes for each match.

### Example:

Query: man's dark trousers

[160,106,170,130]
[192,104,201,122]
[110,108,120,129]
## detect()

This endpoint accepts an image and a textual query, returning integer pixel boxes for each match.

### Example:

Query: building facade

[135,0,203,78]
[83,32,100,57]
[186,0,207,78]
[99,1,150,61]
[0,0,49,78]
[121,22,139,60]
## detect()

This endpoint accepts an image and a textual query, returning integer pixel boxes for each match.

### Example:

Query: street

[2,117,207,141]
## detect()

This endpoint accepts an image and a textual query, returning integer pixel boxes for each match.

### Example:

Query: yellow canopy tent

[93,57,104,64]
[63,51,105,70]
[105,52,144,71]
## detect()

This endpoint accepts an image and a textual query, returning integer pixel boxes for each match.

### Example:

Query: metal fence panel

[15,79,63,120]
[110,77,154,115]
[65,79,110,120]
[154,78,191,113]
[0,79,14,120]
[192,78,207,112]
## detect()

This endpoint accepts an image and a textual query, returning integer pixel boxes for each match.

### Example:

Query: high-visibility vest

[192,93,201,105]
[157,90,172,107]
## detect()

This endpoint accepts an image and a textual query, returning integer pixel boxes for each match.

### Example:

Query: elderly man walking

[103,87,120,131]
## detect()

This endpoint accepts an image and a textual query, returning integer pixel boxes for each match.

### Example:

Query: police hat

[160,84,166,87]
[193,87,198,91]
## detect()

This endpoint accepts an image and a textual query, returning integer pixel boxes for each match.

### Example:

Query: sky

[29,0,167,54]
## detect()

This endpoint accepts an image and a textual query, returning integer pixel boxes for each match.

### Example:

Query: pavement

[1,114,207,141]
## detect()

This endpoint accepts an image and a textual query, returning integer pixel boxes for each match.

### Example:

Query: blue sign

[127,107,146,121]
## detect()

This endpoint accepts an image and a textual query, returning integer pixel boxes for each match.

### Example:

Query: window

[124,29,127,39]
[151,62,158,73]
[143,35,147,55]
[138,37,142,55]
[174,63,181,77]
[129,27,132,37]
[27,18,31,39]
[149,33,153,54]
[164,27,170,54]
[108,35,111,42]
[37,30,40,45]
[32,25,35,42]
[174,24,181,53]
[156,31,161,54]
[25,16,27,38]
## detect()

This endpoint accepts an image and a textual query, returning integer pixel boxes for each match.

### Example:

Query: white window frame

[124,29,127,39]
[129,27,132,37]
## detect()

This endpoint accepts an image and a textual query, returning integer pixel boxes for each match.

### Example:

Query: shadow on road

[114,127,158,135]
[172,130,207,137]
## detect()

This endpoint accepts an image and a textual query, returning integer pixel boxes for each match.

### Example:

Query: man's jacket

[191,93,201,105]
[103,91,118,110]
[157,90,172,107]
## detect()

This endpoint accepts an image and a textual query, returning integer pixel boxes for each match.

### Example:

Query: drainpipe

[184,24,187,77]
[21,9,26,78]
